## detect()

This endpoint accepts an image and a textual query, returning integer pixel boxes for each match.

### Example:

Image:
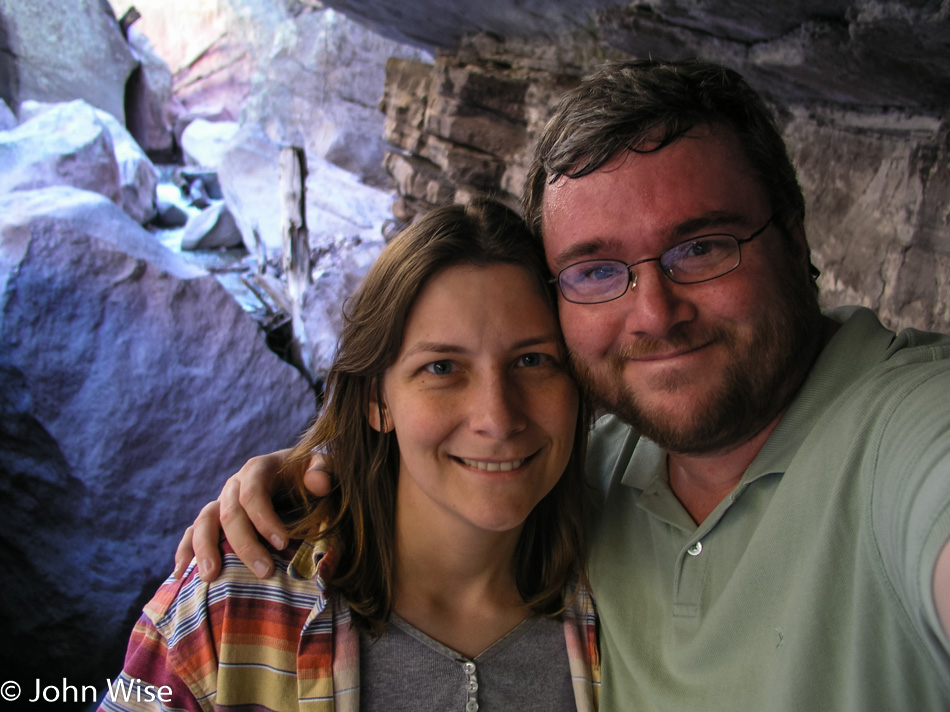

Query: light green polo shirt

[586,306,950,711]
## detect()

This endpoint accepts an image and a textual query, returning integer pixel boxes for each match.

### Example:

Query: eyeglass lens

[559,235,741,303]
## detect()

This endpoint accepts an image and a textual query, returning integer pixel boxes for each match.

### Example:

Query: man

[182,60,950,709]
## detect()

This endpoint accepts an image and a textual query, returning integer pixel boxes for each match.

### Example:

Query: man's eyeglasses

[552,216,775,305]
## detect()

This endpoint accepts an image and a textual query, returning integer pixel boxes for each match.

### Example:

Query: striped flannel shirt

[100,539,600,712]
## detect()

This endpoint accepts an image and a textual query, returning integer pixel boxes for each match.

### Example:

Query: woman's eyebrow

[402,335,561,358]
[511,335,562,349]
[401,341,466,358]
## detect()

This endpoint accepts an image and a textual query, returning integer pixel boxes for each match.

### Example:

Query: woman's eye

[423,360,455,375]
[516,353,551,368]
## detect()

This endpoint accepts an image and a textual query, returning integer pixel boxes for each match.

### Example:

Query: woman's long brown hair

[284,198,590,633]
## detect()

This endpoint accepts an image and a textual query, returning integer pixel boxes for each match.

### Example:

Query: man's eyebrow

[669,211,750,240]
[551,238,625,270]
[551,211,753,269]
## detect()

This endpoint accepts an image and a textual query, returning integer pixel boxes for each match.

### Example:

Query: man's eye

[516,353,551,368]
[581,263,625,281]
[423,360,455,375]
[685,241,712,257]
[672,237,732,262]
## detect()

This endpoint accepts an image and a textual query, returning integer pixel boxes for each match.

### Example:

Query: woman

[102,199,599,712]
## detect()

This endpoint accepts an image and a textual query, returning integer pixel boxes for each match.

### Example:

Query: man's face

[541,125,820,455]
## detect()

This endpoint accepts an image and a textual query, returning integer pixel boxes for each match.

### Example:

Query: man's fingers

[228,458,290,551]
[190,500,225,581]
[175,450,296,581]
[218,477,278,578]
[303,452,333,496]
[173,524,196,579]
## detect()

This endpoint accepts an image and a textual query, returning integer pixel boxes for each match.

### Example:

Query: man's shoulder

[825,306,950,364]
[797,307,950,468]
[144,542,321,639]
[812,307,950,410]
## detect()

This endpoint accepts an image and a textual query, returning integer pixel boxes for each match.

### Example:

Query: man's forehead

[538,126,762,265]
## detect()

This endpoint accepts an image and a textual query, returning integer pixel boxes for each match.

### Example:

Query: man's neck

[666,414,783,524]
[665,315,842,524]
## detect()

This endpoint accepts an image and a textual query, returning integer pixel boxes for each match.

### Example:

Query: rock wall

[319,0,950,113]
[378,28,950,333]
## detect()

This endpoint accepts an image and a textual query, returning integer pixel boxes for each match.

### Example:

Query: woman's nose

[468,373,527,439]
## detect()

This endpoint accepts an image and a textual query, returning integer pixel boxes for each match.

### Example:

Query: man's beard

[571,268,822,456]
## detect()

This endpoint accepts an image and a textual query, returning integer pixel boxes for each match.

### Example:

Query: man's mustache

[610,325,733,362]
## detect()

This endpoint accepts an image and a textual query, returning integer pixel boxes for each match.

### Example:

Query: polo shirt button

[687,541,703,556]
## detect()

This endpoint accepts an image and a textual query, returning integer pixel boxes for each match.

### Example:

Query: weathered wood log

[279,145,311,301]
[279,145,314,381]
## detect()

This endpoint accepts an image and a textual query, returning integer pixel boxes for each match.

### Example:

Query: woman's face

[372,263,579,537]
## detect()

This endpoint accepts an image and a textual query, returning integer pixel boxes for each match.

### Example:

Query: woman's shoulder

[146,539,333,643]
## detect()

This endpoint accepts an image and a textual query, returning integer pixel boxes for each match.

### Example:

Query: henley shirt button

[687,541,703,556]
[462,661,476,675]
[466,700,479,712]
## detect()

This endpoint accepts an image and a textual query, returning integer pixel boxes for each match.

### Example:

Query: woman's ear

[367,378,394,433]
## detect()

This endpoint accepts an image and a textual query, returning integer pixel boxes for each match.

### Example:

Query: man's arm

[934,537,950,641]
[174,450,333,580]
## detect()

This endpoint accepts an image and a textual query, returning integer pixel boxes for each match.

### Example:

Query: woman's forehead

[403,263,558,341]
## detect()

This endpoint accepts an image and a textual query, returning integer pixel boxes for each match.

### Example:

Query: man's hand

[173,450,333,581]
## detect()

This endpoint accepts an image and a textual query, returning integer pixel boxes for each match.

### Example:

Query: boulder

[6,99,159,224]
[178,168,223,201]
[0,99,14,131]
[218,125,394,260]
[0,100,121,206]
[154,194,193,229]
[180,118,241,169]
[180,200,244,250]
[216,125,281,260]
[0,0,137,122]
[155,201,191,228]
[124,25,179,159]
[300,233,386,377]
[0,185,314,688]
[88,106,160,225]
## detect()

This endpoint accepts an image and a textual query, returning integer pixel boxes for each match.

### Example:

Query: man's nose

[623,262,695,336]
